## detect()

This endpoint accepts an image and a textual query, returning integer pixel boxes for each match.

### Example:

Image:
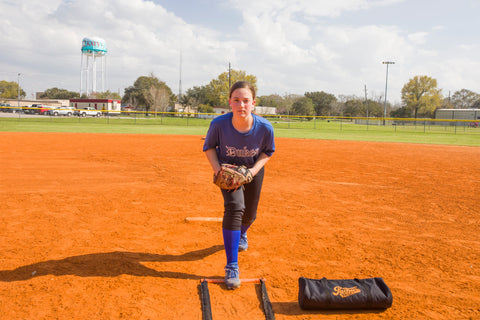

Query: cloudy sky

[1,0,479,104]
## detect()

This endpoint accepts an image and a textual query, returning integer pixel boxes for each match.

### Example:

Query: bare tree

[148,86,170,116]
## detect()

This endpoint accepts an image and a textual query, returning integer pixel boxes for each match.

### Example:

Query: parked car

[39,105,55,115]
[75,107,102,117]
[23,104,42,114]
[50,106,75,117]
[0,103,12,112]
[1,103,21,113]
[12,106,24,113]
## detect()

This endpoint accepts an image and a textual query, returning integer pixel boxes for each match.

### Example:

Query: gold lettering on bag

[332,286,361,298]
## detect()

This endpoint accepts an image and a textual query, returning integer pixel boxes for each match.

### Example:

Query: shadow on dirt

[0,245,224,282]
[271,301,386,316]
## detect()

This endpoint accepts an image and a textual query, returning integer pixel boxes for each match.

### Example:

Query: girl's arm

[249,152,271,177]
[205,148,221,175]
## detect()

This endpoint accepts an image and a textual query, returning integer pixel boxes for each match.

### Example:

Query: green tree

[440,97,453,109]
[0,80,25,99]
[207,69,257,107]
[182,85,215,108]
[123,74,173,113]
[305,91,337,116]
[401,75,442,118]
[291,97,314,116]
[40,87,79,99]
[281,94,303,115]
[256,94,282,109]
[257,94,299,114]
[364,99,384,117]
[96,90,122,100]
[179,93,194,110]
[451,89,480,109]
[342,99,364,117]
[390,106,411,118]
[472,99,480,109]
[197,104,214,113]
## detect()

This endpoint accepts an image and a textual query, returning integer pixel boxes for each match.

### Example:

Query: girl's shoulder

[211,112,232,125]
[253,114,274,130]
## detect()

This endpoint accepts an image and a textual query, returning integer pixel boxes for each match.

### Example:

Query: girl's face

[229,88,256,119]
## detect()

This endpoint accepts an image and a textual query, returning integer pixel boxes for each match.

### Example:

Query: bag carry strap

[321,277,333,306]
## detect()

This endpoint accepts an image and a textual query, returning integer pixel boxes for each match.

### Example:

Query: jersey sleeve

[203,120,219,152]
[261,123,275,157]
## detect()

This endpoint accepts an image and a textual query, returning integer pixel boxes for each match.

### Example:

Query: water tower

[80,37,107,96]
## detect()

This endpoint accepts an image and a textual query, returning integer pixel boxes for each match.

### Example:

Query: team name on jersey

[225,145,259,158]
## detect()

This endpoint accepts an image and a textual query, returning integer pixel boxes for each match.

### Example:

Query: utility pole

[364,84,368,118]
[178,51,182,103]
[17,73,21,109]
[228,62,231,89]
[382,61,395,125]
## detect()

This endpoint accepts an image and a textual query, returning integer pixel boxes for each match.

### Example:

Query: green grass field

[0,115,478,146]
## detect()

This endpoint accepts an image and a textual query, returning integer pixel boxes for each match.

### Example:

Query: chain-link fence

[1,106,479,136]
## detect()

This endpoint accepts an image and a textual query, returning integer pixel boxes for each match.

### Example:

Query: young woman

[203,81,275,289]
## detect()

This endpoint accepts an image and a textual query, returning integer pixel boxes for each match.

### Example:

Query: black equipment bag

[298,277,393,310]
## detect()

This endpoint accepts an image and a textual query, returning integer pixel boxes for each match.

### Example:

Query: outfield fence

[1,106,479,136]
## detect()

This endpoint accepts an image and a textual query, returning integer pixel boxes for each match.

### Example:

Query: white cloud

[0,0,239,95]
[229,0,404,18]
[432,25,445,31]
[0,0,478,104]
[407,32,429,45]
[224,0,417,99]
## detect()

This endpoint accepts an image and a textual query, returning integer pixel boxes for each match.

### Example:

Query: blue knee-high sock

[223,229,240,266]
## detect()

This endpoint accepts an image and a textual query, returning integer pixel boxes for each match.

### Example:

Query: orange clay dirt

[0,132,479,320]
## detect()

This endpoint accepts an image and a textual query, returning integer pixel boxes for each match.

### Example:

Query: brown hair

[229,81,256,100]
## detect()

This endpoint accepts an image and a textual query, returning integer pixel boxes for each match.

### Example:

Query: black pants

[221,167,265,230]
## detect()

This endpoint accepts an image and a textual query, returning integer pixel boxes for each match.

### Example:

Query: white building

[254,106,277,115]
[70,99,121,114]
[435,109,480,120]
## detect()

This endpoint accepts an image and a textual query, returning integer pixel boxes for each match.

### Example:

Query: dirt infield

[0,132,479,319]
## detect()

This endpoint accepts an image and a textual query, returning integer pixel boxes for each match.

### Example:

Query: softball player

[203,81,275,289]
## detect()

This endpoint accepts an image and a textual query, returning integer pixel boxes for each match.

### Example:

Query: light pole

[382,61,394,125]
[17,73,21,109]
[228,62,231,89]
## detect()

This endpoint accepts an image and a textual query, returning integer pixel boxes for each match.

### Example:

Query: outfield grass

[0,115,478,146]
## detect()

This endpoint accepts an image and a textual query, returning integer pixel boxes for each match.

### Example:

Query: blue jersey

[203,112,275,168]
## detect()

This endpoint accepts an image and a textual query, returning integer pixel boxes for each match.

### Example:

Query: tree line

[1,71,479,118]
